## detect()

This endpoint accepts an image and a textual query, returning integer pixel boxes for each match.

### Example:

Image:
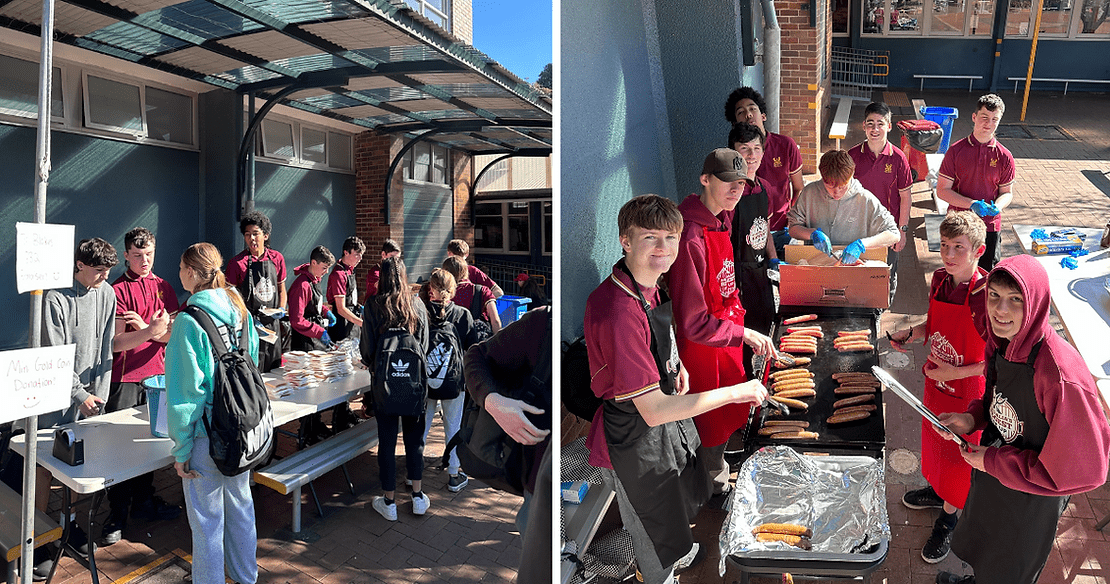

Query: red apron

[921,272,986,508]
[677,226,749,448]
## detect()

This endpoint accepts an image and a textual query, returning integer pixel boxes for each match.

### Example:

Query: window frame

[401,142,453,187]
[405,0,452,32]
[0,52,66,123]
[473,200,534,256]
[252,113,356,173]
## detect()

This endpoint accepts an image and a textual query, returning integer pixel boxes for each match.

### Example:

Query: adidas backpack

[426,312,464,401]
[183,306,274,477]
[372,326,428,417]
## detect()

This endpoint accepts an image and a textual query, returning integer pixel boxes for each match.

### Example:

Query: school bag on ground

[442,309,551,495]
[182,305,274,477]
[426,313,464,401]
[561,336,603,421]
[372,326,428,416]
[468,284,494,342]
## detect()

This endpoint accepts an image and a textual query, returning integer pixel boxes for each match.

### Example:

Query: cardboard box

[1032,235,1083,255]
[780,245,891,309]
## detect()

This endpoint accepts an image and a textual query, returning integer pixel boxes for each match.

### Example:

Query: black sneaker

[936,571,975,584]
[132,496,182,521]
[32,545,54,582]
[98,516,124,546]
[447,472,469,493]
[67,525,94,557]
[903,486,945,510]
[922,516,953,563]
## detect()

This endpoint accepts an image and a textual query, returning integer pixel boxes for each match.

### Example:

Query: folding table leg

[340,463,355,494]
[307,482,324,518]
[291,486,302,534]
[1096,512,1109,532]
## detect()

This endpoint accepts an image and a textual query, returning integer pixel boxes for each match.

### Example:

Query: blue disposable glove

[970,200,1000,217]
[326,310,337,328]
[841,239,867,264]
[769,258,781,269]
[811,229,833,256]
[320,330,333,346]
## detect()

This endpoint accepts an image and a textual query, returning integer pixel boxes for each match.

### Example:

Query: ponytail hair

[181,243,249,323]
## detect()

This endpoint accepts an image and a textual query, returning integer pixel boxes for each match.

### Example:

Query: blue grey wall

[0,124,200,350]
[560,0,758,340]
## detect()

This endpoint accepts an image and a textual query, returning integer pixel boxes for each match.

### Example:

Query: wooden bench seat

[1,482,62,584]
[828,97,854,150]
[913,74,982,91]
[1008,76,1110,95]
[254,419,379,533]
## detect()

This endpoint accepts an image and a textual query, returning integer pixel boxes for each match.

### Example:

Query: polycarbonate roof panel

[463,97,534,112]
[243,0,367,24]
[156,46,251,75]
[300,18,422,50]
[85,21,192,56]
[219,30,319,61]
[138,0,266,41]
[332,105,393,118]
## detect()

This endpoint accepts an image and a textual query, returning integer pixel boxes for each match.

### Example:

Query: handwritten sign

[0,344,75,424]
[16,222,74,294]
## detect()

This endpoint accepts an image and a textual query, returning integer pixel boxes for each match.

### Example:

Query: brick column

[452,151,474,244]
[353,131,403,289]
[776,0,831,174]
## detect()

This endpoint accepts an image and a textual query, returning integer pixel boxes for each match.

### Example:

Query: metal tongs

[760,349,792,415]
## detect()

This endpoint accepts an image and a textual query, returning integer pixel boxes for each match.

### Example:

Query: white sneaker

[412,493,430,516]
[372,496,397,521]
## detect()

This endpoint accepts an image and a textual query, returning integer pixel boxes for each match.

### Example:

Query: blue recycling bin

[495,295,531,326]
[920,106,959,154]
[142,374,168,438]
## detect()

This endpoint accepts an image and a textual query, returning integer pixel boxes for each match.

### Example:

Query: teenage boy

[728,122,777,379]
[933,254,1110,584]
[888,211,989,564]
[667,149,776,496]
[849,102,914,301]
[447,239,504,298]
[289,245,337,351]
[327,236,364,342]
[443,256,502,337]
[364,239,401,299]
[725,86,804,258]
[586,194,769,584]
[937,94,1015,271]
[788,150,899,265]
[102,227,181,546]
[226,211,287,372]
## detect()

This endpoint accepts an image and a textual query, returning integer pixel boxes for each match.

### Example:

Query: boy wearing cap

[787,150,899,265]
[936,94,1015,271]
[666,148,776,495]
[725,87,804,258]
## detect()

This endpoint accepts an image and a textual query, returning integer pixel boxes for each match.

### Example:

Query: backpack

[561,336,603,421]
[182,305,274,477]
[371,326,428,417]
[468,284,494,342]
[426,311,464,401]
[443,308,551,496]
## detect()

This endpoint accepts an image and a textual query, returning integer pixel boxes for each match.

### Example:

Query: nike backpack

[426,315,464,401]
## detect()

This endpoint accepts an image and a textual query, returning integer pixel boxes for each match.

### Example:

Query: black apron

[237,254,287,372]
[731,177,775,378]
[329,264,360,342]
[291,276,329,351]
[951,340,1067,584]
[603,264,712,569]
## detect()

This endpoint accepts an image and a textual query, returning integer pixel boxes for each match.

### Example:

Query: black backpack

[182,306,274,477]
[468,284,494,342]
[561,336,603,421]
[426,311,464,401]
[443,308,551,496]
[371,326,428,417]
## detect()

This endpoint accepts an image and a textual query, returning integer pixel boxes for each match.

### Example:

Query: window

[832,0,851,33]
[328,132,352,170]
[542,201,552,255]
[474,201,541,255]
[507,202,529,252]
[81,72,196,145]
[864,0,997,35]
[474,202,504,251]
[1079,0,1110,34]
[261,118,295,159]
[0,54,62,120]
[302,127,326,164]
[145,86,193,144]
[254,117,354,171]
[402,142,452,186]
[405,0,451,31]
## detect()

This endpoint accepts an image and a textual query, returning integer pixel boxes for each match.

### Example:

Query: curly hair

[724,86,767,124]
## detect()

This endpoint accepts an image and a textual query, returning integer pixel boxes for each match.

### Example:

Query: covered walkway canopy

[0,0,552,155]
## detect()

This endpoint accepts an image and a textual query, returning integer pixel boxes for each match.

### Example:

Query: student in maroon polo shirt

[725,86,804,259]
[327,236,365,343]
[364,238,400,300]
[937,94,1016,271]
[447,239,504,298]
[226,211,288,372]
[585,194,768,584]
[443,256,502,337]
[288,246,336,351]
[102,227,181,546]
[849,102,914,302]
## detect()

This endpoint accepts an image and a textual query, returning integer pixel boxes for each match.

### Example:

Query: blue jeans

[182,436,257,584]
[423,396,464,475]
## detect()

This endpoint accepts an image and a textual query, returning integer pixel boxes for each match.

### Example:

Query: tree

[537,63,552,90]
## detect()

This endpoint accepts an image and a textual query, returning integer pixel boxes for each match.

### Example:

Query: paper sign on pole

[0,344,75,424]
[16,222,74,294]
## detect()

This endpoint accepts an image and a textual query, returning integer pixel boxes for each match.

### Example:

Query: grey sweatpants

[182,436,258,584]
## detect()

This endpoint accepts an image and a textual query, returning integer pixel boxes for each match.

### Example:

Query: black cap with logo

[701,148,755,184]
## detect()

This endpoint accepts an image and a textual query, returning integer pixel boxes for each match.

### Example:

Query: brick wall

[453,0,473,44]
[776,0,831,174]
[353,131,401,291]
[452,150,474,243]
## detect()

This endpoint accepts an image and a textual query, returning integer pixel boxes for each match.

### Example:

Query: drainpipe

[760,0,782,133]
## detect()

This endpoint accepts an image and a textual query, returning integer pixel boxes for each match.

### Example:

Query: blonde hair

[940,210,987,251]
[181,243,248,322]
[442,256,468,282]
[420,268,457,304]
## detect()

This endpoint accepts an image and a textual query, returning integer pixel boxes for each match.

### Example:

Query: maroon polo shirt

[932,267,990,340]
[111,270,180,383]
[938,135,1016,232]
[226,248,287,287]
[365,266,381,298]
[467,264,498,290]
[454,281,496,321]
[327,260,357,306]
[756,132,803,230]
[849,140,914,221]
[584,265,664,469]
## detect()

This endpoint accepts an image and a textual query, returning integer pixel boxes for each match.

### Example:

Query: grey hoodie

[40,280,116,427]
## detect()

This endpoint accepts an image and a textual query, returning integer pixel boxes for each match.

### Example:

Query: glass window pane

[1039,0,1074,34]
[475,216,503,249]
[1079,0,1110,33]
[892,0,922,31]
[932,0,968,33]
[968,0,996,34]
[509,201,529,215]
[0,55,62,118]
[413,142,431,182]
[403,150,412,180]
[87,75,142,132]
[1007,0,1033,35]
[832,0,851,32]
[864,0,886,32]
[302,127,326,163]
[543,201,552,254]
[262,119,294,158]
[508,215,529,252]
[145,86,192,144]
[328,133,352,169]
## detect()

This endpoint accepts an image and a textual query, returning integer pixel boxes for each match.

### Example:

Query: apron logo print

[929,332,963,393]
[717,259,737,298]
[747,216,769,250]
[254,276,276,304]
[988,390,1024,443]
[666,328,680,376]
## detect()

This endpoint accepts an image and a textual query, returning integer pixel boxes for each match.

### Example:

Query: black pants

[106,382,156,520]
[373,411,427,492]
[979,231,1002,272]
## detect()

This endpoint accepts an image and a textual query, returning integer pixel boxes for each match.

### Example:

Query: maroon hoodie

[967,254,1110,496]
[289,262,330,339]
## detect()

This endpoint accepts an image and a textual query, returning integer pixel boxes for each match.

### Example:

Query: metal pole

[246,92,256,215]
[23,0,56,581]
[1020,0,1045,122]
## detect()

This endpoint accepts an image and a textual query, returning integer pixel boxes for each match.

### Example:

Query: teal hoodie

[165,288,259,463]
